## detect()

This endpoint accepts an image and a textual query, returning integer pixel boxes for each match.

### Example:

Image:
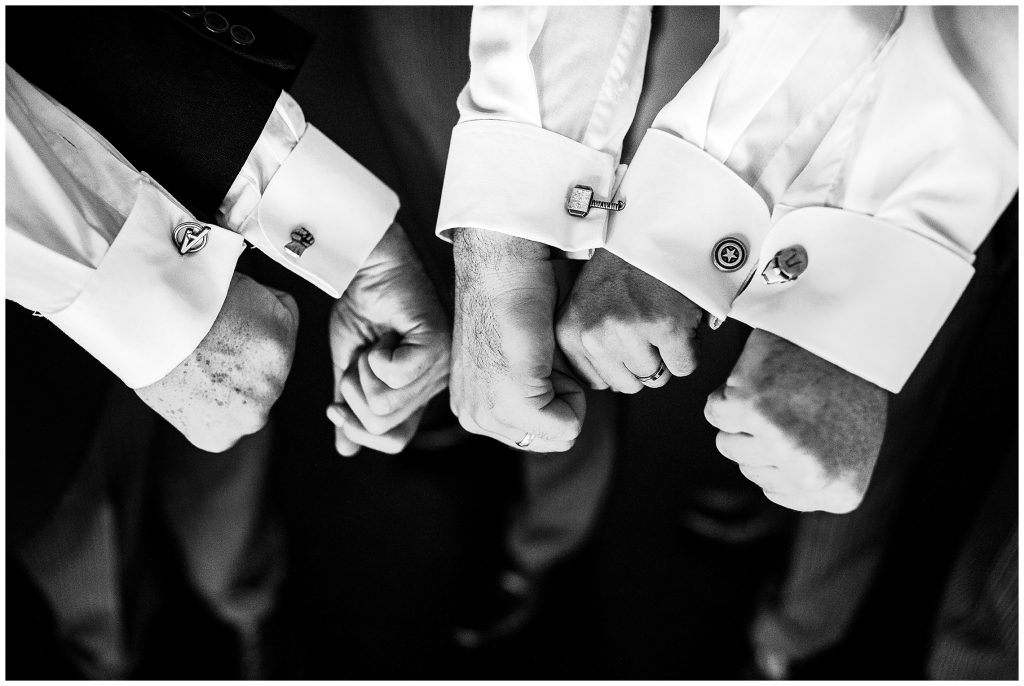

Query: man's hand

[136,272,299,453]
[449,228,585,453]
[556,249,703,392]
[327,222,450,456]
[704,329,889,513]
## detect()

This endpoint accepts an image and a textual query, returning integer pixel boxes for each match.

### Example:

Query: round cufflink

[173,221,211,255]
[762,245,808,284]
[712,237,747,272]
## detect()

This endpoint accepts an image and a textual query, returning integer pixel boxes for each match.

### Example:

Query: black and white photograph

[4,4,1019,680]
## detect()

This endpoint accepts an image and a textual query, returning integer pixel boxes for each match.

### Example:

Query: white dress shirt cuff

[47,175,244,389]
[221,92,399,299]
[240,125,400,298]
[731,207,975,394]
[436,120,617,252]
[604,130,770,318]
[606,129,977,393]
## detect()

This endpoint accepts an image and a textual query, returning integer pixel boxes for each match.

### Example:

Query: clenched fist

[327,222,450,456]
[704,329,888,513]
[556,249,702,392]
[449,228,585,453]
[136,272,299,453]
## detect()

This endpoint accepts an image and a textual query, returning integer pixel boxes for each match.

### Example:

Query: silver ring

[631,361,667,386]
[515,432,534,449]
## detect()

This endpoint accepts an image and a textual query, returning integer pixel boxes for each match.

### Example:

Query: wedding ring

[631,361,667,386]
[515,432,535,449]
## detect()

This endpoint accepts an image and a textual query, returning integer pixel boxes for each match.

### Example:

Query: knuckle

[567,420,583,441]
[457,413,482,436]
[380,365,414,389]
[667,345,699,377]
[601,315,630,339]
[263,334,293,366]
[839,492,865,513]
[714,432,731,457]
[554,415,584,442]
[703,398,720,425]
[490,404,517,427]
[826,483,865,514]
[648,311,678,334]
[367,392,394,417]
[241,407,270,435]
[193,433,238,454]
[554,317,577,346]
[469,406,492,430]
[361,413,389,435]
[379,436,411,455]
[578,329,603,355]
[796,462,828,490]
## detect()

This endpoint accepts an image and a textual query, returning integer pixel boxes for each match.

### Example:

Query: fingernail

[326,405,345,426]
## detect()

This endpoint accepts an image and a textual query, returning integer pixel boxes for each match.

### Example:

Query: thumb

[367,332,438,389]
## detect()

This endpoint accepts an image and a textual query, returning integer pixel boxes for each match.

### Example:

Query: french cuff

[242,125,400,299]
[604,129,770,319]
[730,207,975,394]
[436,120,617,252]
[47,175,244,389]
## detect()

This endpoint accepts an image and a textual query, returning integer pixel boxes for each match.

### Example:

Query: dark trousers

[16,385,282,678]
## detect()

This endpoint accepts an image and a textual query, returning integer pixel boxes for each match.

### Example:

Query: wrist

[452,227,551,267]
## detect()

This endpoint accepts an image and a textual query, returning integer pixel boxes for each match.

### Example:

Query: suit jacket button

[230,24,255,46]
[203,11,229,33]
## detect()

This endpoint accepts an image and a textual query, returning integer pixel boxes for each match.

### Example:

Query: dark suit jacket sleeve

[6,6,314,222]
[4,7,312,546]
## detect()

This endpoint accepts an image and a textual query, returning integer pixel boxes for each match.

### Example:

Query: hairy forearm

[452,227,551,274]
[453,227,558,372]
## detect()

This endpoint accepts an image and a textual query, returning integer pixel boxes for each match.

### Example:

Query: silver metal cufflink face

[173,222,210,255]
[762,245,808,284]
[565,185,625,218]
[284,227,315,258]
[712,237,747,272]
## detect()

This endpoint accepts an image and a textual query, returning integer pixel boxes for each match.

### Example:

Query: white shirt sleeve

[219,91,400,298]
[6,66,400,388]
[435,6,652,252]
[6,65,244,389]
[603,7,1018,392]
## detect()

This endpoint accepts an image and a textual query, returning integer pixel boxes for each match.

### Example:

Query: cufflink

[284,227,315,258]
[173,221,210,255]
[565,184,625,218]
[762,245,808,284]
[712,237,747,272]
